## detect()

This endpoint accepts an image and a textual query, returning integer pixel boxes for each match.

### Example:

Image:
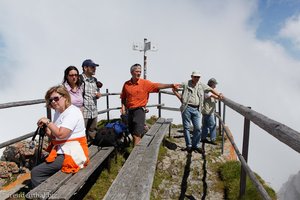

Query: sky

[0,0,300,194]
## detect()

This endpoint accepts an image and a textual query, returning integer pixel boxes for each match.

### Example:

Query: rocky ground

[151,128,234,200]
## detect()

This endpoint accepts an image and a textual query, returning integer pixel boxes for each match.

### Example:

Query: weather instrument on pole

[132,38,158,79]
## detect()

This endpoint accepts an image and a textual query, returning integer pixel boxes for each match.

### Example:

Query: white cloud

[0,0,300,192]
[278,170,300,200]
[279,14,300,49]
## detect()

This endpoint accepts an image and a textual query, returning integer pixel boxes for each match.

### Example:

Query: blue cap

[82,59,99,67]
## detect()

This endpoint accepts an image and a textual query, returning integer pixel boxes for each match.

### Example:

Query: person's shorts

[128,107,145,136]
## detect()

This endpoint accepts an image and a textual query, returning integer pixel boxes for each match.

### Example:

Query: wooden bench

[103,118,172,200]
[25,145,114,200]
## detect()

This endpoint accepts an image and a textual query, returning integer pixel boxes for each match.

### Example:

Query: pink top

[64,82,84,108]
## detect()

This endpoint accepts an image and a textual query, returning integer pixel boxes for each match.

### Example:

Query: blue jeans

[202,114,216,141]
[182,106,201,148]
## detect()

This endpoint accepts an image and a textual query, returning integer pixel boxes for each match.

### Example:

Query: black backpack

[93,127,117,147]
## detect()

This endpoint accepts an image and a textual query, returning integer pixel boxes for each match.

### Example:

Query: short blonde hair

[45,85,71,108]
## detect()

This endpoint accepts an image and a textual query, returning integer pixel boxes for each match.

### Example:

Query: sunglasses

[68,74,78,77]
[49,96,62,104]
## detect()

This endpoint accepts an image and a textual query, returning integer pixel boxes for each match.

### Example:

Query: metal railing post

[106,89,110,121]
[218,101,222,135]
[158,92,162,118]
[240,107,251,198]
[46,107,52,121]
[221,104,226,154]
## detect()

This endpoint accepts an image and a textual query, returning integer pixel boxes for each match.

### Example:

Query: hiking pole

[29,127,40,149]
[36,125,46,165]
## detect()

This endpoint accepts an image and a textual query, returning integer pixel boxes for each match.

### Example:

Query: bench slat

[103,118,172,200]
[25,145,100,200]
[103,121,164,200]
[49,146,114,200]
[127,121,171,200]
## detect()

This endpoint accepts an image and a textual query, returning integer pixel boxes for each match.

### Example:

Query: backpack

[93,127,117,147]
[105,121,128,136]
[105,121,131,148]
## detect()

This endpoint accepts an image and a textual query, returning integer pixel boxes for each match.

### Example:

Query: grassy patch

[151,144,176,200]
[146,115,159,125]
[84,146,133,200]
[151,145,168,186]
[85,118,133,199]
[218,161,277,200]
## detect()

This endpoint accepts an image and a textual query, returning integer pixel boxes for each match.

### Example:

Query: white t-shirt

[53,104,86,140]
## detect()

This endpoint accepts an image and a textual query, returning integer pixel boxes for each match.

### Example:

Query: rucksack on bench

[93,127,117,148]
[93,120,131,148]
[105,121,131,148]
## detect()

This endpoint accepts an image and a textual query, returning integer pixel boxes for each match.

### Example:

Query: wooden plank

[26,145,99,200]
[49,147,114,200]
[0,99,45,109]
[103,118,173,200]
[103,120,163,200]
[102,140,152,199]
[127,121,171,200]
[223,97,300,153]
[0,132,34,149]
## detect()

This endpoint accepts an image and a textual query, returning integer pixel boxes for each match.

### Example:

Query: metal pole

[240,107,251,198]
[218,101,222,135]
[106,89,110,121]
[221,104,226,154]
[143,38,147,79]
[222,103,226,124]
[46,107,52,121]
[158,92,162,118]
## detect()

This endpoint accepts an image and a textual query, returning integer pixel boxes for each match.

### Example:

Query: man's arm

[120,99,126,115]
[211,88,224,99]
[157,83,180,90]
[120,84,127,115]
[172,88,182,102]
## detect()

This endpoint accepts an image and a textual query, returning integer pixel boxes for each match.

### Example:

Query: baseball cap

[82,59,99,67]
[208,78,218,84]
[191,71,201,77]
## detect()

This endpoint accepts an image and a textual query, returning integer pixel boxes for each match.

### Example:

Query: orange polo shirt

[121,78,159,109]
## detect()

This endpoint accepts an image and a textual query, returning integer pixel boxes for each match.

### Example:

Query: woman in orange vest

[31,85,89,188]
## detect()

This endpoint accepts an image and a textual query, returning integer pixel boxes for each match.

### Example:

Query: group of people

[30,61,223,188]
[31,59,101,188]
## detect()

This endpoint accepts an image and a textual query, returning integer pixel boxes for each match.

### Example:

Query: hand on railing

[172,83,180,90]
[218,93,224,100]
[95,92,102,99]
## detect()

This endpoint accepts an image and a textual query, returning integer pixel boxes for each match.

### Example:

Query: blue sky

[0,0,300,194]
[256,0,300,58]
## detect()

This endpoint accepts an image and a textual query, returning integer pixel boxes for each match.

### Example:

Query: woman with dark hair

[31,85,89,188]
[63,66,83,109]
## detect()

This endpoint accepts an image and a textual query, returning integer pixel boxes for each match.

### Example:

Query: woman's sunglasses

[49,96,62,104]
[68,74,78,77]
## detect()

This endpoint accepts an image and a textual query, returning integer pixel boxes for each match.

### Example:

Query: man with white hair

[120,63,179,145]
[173,71,223,153]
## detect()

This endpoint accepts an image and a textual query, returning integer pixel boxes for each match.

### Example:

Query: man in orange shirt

[121,63,179,145]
